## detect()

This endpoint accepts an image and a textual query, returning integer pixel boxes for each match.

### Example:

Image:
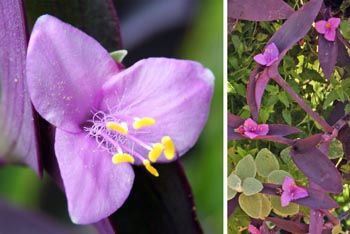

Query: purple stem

[308,181,324,234]
[271,73,333,133]
[337,30,350,49]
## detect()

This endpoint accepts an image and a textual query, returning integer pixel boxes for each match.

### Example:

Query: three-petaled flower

[253,43,279,66]
[26,15,214,224]
[235,118,269,139]
[315,17,341,42]
[281,176,308,207]
[248,224,263,234]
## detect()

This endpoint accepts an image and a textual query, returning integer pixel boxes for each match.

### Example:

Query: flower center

[326,22,331,28]
[84,111,176,177]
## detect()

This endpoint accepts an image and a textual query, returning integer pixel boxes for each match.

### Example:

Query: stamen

[112,153,135,164]
[106,121,128,135]
[133,117,156,129]
[148,143,164,162]
[162,136,175,160]
[143,160,159,177]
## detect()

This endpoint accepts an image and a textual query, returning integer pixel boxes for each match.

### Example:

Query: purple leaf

[268,0,323,53]
[0,0,40,174]
[228,194,239,217]
[228,0,294,21]
[266,217,308,233]
[290,134,342,193]
[338,125,350,160]
[247,66,261,120]
[318,35,338,80]
[110,160,203,234]
[0,199,93,234]
[255,69,271,111]
[294,187,339,209]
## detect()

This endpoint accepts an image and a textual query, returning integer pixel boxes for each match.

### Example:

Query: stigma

[85,111,176,177]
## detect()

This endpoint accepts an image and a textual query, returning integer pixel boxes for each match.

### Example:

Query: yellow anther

[112,153,135,164]
[133,117,156,129]
[106,122,128,135]
[143,160,159,177]
[326,22,331,28]
[148,143,164,162]
[162,136,175,160]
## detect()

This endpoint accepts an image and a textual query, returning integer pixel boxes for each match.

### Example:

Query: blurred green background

[0,0,223,233]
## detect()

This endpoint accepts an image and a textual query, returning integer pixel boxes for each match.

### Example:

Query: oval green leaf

[270,196,299,217]
[235,154,256,180]
[255,148,279,177]
[239,193,271,219]
[228,186,237,200]
[228,172,242,192]
[267,170,291,184]
[242,177,263,196]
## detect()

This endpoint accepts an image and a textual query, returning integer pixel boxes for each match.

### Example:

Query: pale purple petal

[253,54,267,65]
[329,17,341,29]
[265,43,279,66]
[244,131,259,139]
[26,15,121,133]
[0,0,40,173]
[325,29,336,42]
[255,124,269,135]
[292,187,308,200]
[243,118,258,130]
[282,176,295,191]
[315,20,327,34]
[248,224,261,234]
[101,58,214,162]
[55,129,134,224]
[280,191,291,207]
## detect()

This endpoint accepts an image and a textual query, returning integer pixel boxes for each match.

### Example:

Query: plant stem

[272,73,333,133]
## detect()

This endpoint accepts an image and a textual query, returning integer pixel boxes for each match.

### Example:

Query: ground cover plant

[228,0,350,233]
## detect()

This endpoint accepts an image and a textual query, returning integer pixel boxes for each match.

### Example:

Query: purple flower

[315,17,340,42]
[248,224,263,234]
[26,15,214,224]
[253,43,279,66]
[281,176,308,207]
[235,118,269,139]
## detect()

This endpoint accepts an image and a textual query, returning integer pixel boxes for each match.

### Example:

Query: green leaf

[270,196,299,217]
[280,147,291,164]
[227,82,235,94]
[239,193,271,219]
[278,91,290,107]
[227,187,237,200]
[227,173,242,192]
[110,50,128,63]
[267,170,291,184]
[282,109,292,125]
[242,177,263,196]
[329,138,344,159]
[235,155,256,180]
[255,148,279,177]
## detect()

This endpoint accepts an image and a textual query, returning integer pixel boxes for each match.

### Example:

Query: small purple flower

[248,224,263,234]
[26,15,214,224]
[281,176,308,207]
[235,118,269,139]
[253,43,279,66]
[315,17,340,42]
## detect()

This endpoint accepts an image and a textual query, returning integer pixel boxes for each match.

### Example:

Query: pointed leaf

[235,155,256,180]
[268,0,323,53]
[110,160,203,234]
[0,0,40,174]
[294,187,339,209]
[266,217,308,233]
[255,69,270,112]
[318,35,338,80]
[255,148,279,177]
[242,177,263,195]
[228,0,294,21]
[290,134,342,193]
[227,113,245,140]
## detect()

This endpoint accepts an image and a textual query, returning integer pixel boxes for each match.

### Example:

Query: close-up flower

[253,42,279,66]
[315,17,341,42]
[26,15,214,224]
[235,118,269,139]
[281,176,308,207]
